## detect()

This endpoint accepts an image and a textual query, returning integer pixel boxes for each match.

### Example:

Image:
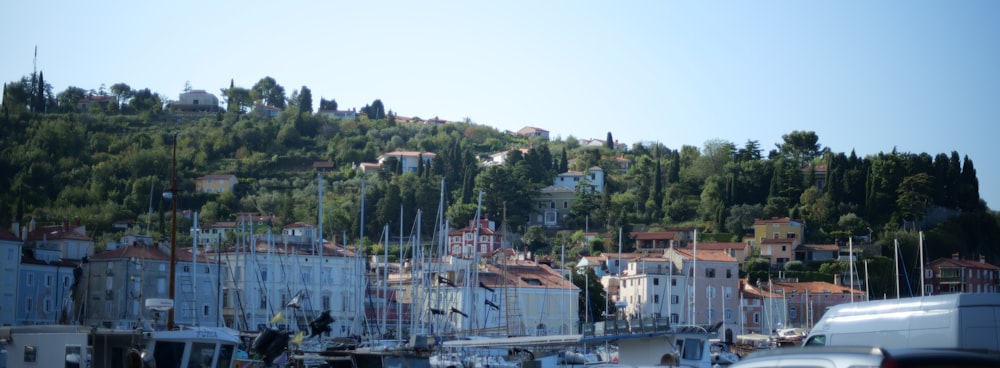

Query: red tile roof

[26,225,91,242]
[673,248,737,262]
[630,232,677,240]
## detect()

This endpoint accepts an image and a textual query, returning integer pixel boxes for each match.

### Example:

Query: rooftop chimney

[952,253,960,261]
[834,273,842,286]
[981,255,987,264]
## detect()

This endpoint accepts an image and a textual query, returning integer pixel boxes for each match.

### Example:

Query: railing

[577,317,671,337]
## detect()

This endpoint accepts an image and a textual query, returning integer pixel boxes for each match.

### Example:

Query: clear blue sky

[3,1,999,209]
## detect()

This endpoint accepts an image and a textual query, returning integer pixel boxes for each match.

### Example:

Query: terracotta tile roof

[205,221,237,229]
[197,174,236,180]
[761,238,797,244]
[478,262,578,291]
[219,238,355,257]
[694,242,744,251]
[673,248,737,263]
[630,232,677,240]
[91,244,169,261]
[930,257,1000,270]
[770,280,864,295]
[312,161,335,169]
[797,243,839,252]
[0,226,18,241]
[753,217,802,225]
[26,225,91,242]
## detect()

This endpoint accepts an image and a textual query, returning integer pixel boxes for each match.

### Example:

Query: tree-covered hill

[2,72,998,268]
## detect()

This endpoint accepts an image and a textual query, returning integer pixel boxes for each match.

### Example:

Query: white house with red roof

[447,219,502,259]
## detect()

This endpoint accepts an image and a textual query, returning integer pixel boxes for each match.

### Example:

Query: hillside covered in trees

[2,72,999,275]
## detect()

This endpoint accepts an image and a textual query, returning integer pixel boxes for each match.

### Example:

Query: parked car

[731,346,1000,368]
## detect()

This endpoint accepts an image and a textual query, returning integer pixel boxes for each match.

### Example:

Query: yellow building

[195,174,238,194]
[752,217,805,266]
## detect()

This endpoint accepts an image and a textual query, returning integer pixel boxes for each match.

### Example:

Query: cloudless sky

[3,1,999,209]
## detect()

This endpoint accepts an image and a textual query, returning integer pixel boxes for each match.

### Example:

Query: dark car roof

[735,346,1000,368]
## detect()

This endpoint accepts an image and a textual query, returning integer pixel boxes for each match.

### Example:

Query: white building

[421,253,579,336]
[377,151,436,173]
[219,235,364,337]
[0,226,22,326]
[615,246,740,337]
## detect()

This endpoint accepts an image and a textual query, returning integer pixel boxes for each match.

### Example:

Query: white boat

[0,324,143,368]
[578,320,738,368]
[141,327,245,368]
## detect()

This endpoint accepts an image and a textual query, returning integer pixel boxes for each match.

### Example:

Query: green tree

[896,173,934,229]
[319,98,338,111]
[110,83,132,108]
[56,86,87,113]
[777,130,824,166]
[250,76,286,108]
[362,99,386,119]
[297,86,313,114]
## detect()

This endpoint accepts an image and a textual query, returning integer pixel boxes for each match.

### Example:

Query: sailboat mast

[167,132,178,330]
[849,237,854,303]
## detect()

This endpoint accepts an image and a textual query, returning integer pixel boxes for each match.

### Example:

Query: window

[563,201,568,209]
[223,289,231,308]
[671,295,680,304]
[671,279,677,286]
[725,287,733,300]
[654,295,659,303]
[753,312,760,324]
[781,245,787,252]
[183,265,190,273]
[706,286,716,299]
[725,308,733,321]
[45,275,53,287]
[726,269,732,278]
[261,268,268,282]
[26,273,33,286]
[790,307,797,320]
[550,201,555,209]
[705,268,716,278]
[322,295,331,310]
[259,292,267,309]
[203,305,210,316]
[653,278,660,286]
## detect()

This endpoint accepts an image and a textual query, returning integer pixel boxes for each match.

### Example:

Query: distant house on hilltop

[170,90,222,112]
[317,108,357,119]
[516,126,549,140]
[377,151,436,173]
[76,95,116,112]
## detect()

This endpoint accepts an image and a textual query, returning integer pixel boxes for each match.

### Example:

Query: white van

[803,293,1000,352]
